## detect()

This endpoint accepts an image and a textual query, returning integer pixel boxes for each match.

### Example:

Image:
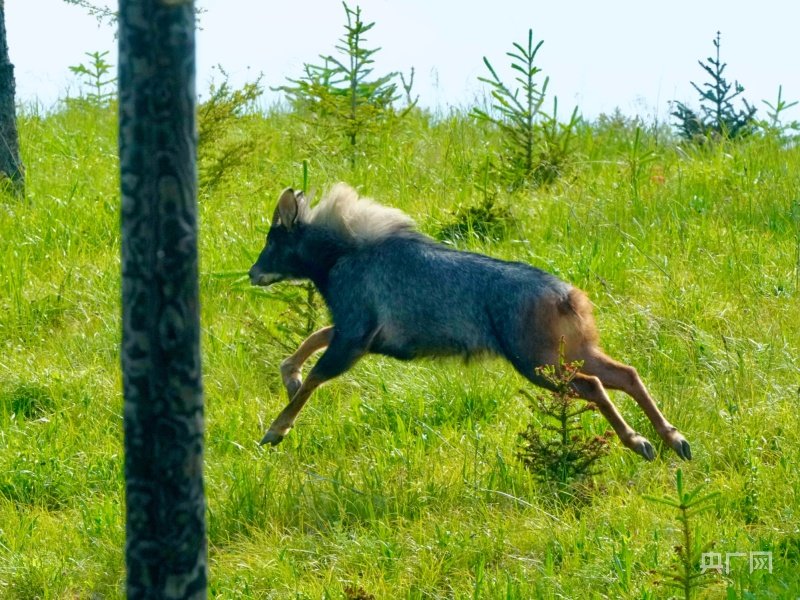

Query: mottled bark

[0,0,24,196]
[118,1,206,598]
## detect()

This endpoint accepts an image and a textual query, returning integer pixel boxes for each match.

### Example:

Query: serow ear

[296,190,310,216]
[273,188,300,230]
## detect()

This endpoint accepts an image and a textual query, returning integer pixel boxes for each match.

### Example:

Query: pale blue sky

[6,0,800,121]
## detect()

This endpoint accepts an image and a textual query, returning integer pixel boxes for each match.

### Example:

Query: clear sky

[6,0,800,122]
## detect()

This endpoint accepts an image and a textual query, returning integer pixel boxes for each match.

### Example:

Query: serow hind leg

[580,350,691,460]
[571,373,657,461]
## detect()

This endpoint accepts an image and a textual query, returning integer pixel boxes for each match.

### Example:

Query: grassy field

[1,99,799,599]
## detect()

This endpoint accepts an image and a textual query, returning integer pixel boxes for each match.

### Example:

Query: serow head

[249,188,309,287]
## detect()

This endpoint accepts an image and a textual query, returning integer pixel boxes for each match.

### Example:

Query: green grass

[1,100,799,599]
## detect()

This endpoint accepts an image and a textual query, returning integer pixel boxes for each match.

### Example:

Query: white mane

[308,183,416,244]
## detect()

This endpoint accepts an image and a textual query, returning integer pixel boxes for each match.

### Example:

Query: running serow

[249,184,691,461]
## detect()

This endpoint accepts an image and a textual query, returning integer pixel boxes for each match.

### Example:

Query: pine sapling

[473,30,579,187]
[672,32,757,141]
[517,342,612,486]
[760,85,800,140]
[644,469,720,600]
[473,29,547,186]
[276,2,412,166]
[69,50,116,106]
[197,67,263,192]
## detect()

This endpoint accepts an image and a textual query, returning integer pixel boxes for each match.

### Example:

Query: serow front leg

[262,333,365,446]
[280,326,334,398]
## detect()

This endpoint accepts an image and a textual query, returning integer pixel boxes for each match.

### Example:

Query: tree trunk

[0,0,24,197]
[118,1,206,598]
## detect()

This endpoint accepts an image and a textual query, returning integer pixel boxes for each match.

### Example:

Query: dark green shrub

[436,196,514,244]
[0,383,54,420]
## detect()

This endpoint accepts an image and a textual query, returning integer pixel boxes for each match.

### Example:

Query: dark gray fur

[329,236,570,369]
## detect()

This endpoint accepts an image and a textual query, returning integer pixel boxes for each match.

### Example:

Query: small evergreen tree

[517,344,611,487]
[759,85,800,140]
[473,29,579,187]
[672,32,756,141]
[277,2,412,166]
[644,469,720,599]
[69,51,116,106]
[473,29,548,181]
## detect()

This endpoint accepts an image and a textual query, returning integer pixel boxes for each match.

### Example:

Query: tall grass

[0,99,798,598]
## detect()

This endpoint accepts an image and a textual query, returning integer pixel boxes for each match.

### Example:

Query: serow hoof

[632,436,656,462]
[673,438,692,461]
[260,430,285,447]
